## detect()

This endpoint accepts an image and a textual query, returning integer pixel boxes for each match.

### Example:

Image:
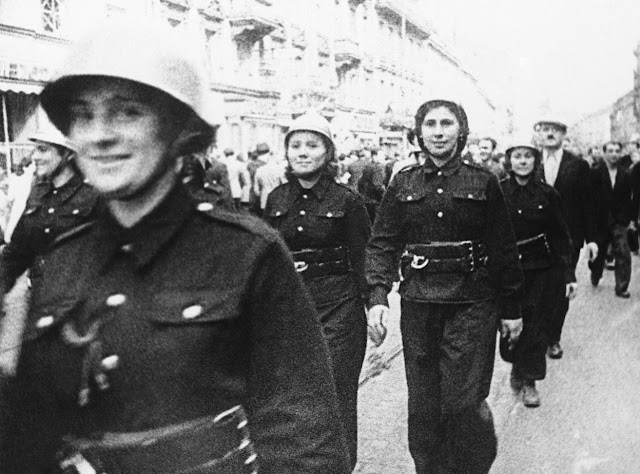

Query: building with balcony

[0,0,500,168]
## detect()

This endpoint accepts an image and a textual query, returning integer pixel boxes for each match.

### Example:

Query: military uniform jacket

[264,175,371,305]
[501,175,575,283]
[0,173,97,291]
[366,155,523,319]
[3,184,349,474]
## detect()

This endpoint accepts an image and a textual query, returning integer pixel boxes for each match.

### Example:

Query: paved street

[355,252,640,473]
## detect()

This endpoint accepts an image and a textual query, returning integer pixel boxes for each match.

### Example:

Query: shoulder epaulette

[397,163,421,174]
[461,159,492,174]
[49,221,96,249]
[195,203,278,240]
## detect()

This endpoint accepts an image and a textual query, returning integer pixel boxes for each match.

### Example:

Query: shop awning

[0,81,42,95]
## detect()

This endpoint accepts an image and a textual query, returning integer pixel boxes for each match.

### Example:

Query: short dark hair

[626,140,640,150]
[223,148,234,157]
[479,137,497,151]
[603,141,623,153]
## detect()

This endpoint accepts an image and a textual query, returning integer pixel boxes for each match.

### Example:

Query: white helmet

[285,111,334,145]
[41,19,217,132]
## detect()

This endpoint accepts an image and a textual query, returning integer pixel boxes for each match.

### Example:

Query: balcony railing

[229,0,280,43]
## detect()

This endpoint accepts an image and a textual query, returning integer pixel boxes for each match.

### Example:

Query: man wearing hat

[535,118,599,359]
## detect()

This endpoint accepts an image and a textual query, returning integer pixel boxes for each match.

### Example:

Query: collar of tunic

[421,155,463,177]
[95,184,194,270]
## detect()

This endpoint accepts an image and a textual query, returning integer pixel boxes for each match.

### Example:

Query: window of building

[41,0,62,33]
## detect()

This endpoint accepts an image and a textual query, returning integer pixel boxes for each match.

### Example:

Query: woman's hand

[500,318,523,348]
[366,305,389,346]
[565,282,578,300]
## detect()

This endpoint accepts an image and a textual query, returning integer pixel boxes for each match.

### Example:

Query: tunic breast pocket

[146,289,241,340]
[308,209,345,239]
[452,189,487,228]
[59,205,94,220]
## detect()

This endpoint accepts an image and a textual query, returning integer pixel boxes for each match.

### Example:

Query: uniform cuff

[368,285,390,309]
[499,298,521,320]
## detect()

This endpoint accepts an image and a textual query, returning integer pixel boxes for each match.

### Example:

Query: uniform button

[518,209,522,214]
[72,209,80,215]
[197,202,214,211]
[101,355,120,371]
[299,210,306,216]
[538,205,543,209]
[437,188,443,194]
[106,294,127,307]
[437,171,443,176]
[52,190,58,195]
[44,228,51,234]
[36,315,54,328]
[275,211,282,216]
[437,211,443,218]
[326,212,333,217]
[183,304,203,319]
[121,243,133,253]
[48,208,55,214]
[407,195,413,201]
[297,226,304,232]
[463,159,469,164]
[302,194,309,199]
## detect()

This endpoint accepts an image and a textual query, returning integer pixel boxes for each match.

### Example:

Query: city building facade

[0,0,500,169]
[610,42,640,143]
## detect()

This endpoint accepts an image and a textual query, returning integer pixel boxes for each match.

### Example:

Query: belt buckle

[294,261,309,273]
[411,255,430,269]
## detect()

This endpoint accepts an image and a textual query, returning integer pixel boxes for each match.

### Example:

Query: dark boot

[522,380,541,408]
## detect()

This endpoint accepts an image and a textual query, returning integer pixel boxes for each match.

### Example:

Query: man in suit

[535,118,599,359]
[589,141,634,297]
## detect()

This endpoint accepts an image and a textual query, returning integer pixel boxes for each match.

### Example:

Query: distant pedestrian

[589,141,634,297]
[253,143,286,216]
[477,136,507,179]
[534,117,599,359]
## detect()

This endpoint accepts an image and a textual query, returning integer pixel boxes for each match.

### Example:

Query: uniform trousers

[589,223,632,293]
[544,248,579,344]
[316,295,367,471]
[512,268,557,381]
[400,299,498,474]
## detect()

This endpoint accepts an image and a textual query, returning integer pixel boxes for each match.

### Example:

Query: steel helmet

[505,134,539,158]
[40,19,216,133]
[285,111,334,145]
[29,123,76,154]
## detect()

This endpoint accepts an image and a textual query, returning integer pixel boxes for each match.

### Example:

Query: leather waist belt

[516,233,551,264]
[57,406,258,474]
[291,246,350,278]
[401,240,487,274]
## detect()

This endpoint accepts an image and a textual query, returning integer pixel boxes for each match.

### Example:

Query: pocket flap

[23,296,81,341]
[311,210,345,218]
[453,190,487,201]
[149,289,239,325]
[397,189,428,202]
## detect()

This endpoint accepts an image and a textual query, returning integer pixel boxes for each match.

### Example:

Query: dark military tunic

[501,175,573,381]
[1,173,97,291]
[366,154,523,474]
[1,183,349,474]
[264,175,369,470]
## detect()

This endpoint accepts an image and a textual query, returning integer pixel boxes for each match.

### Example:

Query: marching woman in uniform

[366,98,524,474]
[0,20,349,474]
[500,138,575,407]
[264,111,370,471]
[0,124,97,293]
